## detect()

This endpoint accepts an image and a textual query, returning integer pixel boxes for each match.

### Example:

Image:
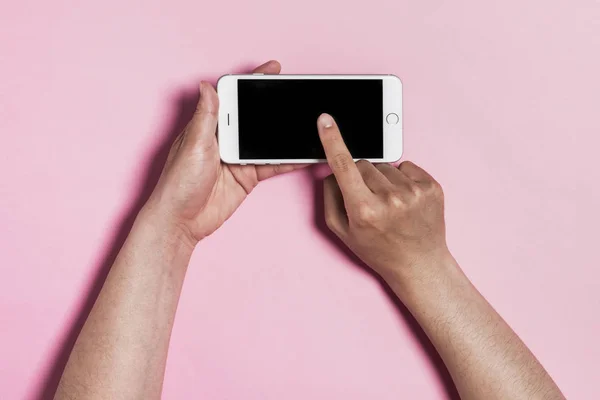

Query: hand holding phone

[218,74,403,164]
[142,61,304,245]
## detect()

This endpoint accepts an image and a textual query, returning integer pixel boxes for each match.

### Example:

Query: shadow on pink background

[1,1,599,399]
[32,87,202,399]
[33,85,460,400]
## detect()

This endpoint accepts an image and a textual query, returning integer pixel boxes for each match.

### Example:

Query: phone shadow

[305,166,460,400]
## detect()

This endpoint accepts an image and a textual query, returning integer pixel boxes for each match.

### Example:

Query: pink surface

[1,1,599,399]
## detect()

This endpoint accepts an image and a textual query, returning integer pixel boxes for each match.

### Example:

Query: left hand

[143,61,303,246]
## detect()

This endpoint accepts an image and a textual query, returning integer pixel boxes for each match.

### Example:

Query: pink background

[1,0,599,399]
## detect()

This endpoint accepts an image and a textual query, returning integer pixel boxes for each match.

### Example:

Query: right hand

[317,113,451,288]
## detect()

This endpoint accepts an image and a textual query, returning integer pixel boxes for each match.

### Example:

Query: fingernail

[199,81,205,95]
[318,113,334,128]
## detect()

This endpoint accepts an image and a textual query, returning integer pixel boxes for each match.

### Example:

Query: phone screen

[237,79,383,159]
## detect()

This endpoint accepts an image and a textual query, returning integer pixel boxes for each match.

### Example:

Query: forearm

[389,255,564,400]
[55,210,194,400]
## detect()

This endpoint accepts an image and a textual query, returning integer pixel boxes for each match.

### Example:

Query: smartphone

[217,74,403,164]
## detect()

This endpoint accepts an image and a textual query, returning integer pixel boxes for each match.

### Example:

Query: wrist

[135,206,198,254]
[382,250,462,303]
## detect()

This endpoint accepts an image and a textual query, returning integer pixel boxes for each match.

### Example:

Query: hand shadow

[34,85,207,400]
[307,166,460,400]
[34,60,269,399]
[35,65,458,399]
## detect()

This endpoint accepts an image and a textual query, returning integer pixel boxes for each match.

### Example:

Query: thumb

[186,81,219,146]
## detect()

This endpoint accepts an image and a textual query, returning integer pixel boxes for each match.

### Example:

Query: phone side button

[253,73,264,75]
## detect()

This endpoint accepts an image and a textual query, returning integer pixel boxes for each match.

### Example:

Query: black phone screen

[237,79,383,159]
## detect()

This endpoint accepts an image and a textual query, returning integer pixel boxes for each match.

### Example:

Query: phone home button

[386,113,399,125]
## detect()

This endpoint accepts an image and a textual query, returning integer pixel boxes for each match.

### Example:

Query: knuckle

[354,202,378,226]
[195,102,218,118]
[411,183,424,197]
[430,181,444,198]
[198,108,218,119]
[332,153,353,173]
[386,192,404,209]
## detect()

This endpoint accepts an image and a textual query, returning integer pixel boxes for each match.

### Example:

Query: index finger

[317,113,368,196]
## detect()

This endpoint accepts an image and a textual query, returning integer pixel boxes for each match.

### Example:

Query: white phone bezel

[217,74,403,164]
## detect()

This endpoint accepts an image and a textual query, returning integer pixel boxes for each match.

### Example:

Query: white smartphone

[217,74,403,164]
